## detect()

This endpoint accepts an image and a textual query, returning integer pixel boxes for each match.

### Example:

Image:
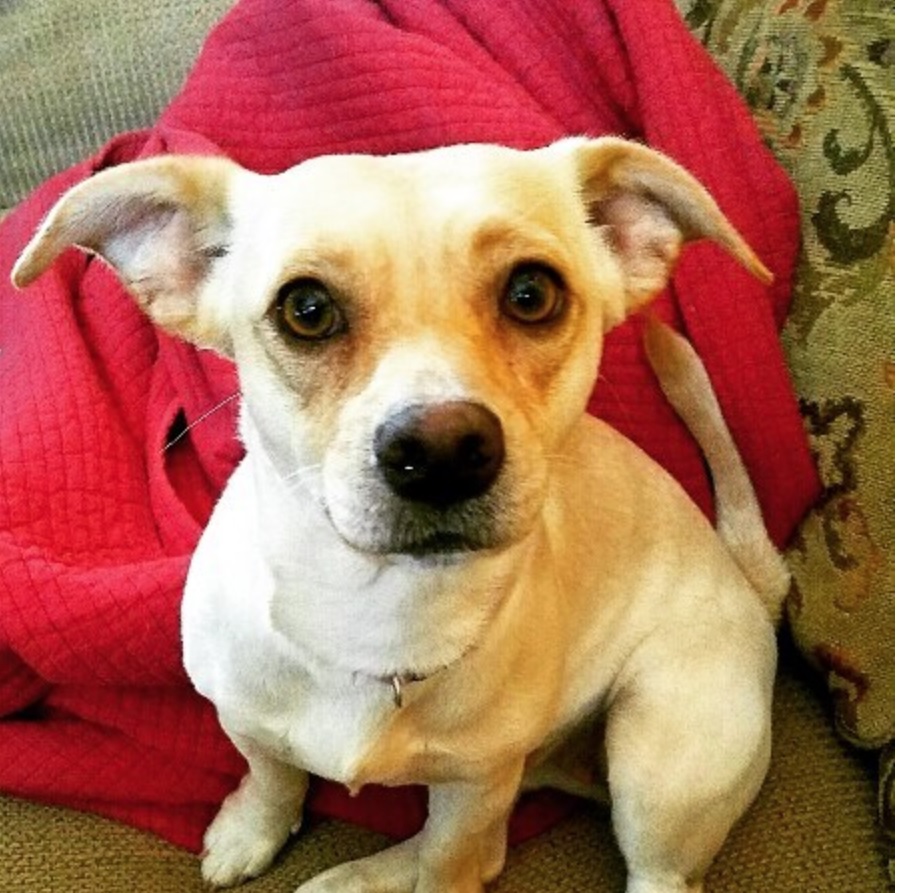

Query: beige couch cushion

[0,0,233,210]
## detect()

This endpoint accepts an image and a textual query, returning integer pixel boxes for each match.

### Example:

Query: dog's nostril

[458,433,491,469]
[384,436,428,474]
[374,401,505,507]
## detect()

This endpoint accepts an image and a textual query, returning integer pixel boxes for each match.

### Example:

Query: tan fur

[13,138,783,893]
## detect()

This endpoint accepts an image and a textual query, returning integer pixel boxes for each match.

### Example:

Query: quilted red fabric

[0,0,819,853]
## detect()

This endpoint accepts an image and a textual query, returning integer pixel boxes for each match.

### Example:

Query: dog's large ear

[558,137,772,328]
[11,155,240,352]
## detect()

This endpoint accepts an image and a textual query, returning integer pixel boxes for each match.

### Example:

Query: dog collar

[384,662,465,708]
[380,644,480,709]
[388,673,424,709]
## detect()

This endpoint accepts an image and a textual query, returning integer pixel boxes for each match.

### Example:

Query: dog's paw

[201,788,300,888]
[295,866,414,893]
[295,866,359,893]
[626,874,704,893]
[295,838,419,893]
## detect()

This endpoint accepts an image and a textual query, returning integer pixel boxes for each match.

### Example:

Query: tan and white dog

[13,138,789,893]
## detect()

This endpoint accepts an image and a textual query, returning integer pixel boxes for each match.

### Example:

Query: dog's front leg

[296,760,524,893]
[202,732,309,887]
[415,760,525,893]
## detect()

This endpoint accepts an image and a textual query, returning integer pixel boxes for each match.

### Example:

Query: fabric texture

[0,0,819,853]
[0,0,234,212]
[675,0,895,844]
[1,656,892,892]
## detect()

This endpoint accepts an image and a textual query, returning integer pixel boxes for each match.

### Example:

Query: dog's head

[12,139,769,559]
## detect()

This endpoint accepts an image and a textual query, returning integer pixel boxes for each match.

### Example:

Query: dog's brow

[275,245,363,287]
[467,217,570,268]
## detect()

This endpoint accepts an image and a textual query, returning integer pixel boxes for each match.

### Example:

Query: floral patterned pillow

[676,0,894,848]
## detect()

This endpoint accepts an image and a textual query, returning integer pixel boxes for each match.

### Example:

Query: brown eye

[276,279,344,340]
[501,264,565,325]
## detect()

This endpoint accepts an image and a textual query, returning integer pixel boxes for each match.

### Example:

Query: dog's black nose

[374,401,505,507]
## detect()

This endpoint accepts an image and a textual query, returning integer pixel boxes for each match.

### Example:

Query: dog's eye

[276,279,344,340]
[501,264,565,325]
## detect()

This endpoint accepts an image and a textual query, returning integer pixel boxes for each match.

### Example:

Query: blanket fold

[0,0,819,852]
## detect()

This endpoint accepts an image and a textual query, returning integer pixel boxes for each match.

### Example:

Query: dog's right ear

[11,155,240,353]
[547,137,772,331]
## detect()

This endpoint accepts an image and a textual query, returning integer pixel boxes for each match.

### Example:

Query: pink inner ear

[105,205,204,295]
[591,190,684,306]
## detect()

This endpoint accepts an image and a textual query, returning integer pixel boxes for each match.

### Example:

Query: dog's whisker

[163,391,241,452]
[591,372,638,430]
[279,463,324,493]
[280,463,322,483]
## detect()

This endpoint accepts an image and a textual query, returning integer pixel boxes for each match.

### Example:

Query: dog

[13,137,789,893]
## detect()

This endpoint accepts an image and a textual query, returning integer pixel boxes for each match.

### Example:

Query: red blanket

[0,0,819,852]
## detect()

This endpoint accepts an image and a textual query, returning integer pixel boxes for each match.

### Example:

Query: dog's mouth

[322,491,510,562]
[335,511,502,561]
[387,530,487,559]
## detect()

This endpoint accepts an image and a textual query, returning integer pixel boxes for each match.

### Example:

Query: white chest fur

[180,458,530,788]
[215,640,399,786]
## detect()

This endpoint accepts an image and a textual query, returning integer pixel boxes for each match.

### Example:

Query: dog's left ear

[11,155,241,353]
[556,137,772,328]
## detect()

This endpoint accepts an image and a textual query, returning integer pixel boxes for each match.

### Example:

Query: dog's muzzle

[374,401,505,509]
